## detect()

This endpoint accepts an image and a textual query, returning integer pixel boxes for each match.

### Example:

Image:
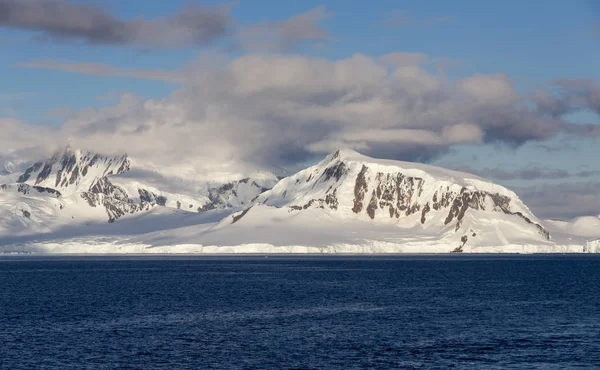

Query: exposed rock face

[0,183,63,198]
[352,165,369,214]
[80,191,152,223]
[12,148,150,223]
[89,177,128,200]
[353,171,424,220]
[17,147,130,194]
[198,178,272,212]
[232,206,253,224]
[255,149,550,243]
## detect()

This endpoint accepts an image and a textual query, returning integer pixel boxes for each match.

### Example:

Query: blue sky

[2,0,599,123]
[1,0,600,218]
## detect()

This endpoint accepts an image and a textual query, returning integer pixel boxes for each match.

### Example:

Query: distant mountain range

[0,147,598,254]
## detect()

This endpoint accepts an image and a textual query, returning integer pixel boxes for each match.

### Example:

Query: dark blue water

[1,255,599,369]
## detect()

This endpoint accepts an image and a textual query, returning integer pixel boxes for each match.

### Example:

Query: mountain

[0,149,597,254]
[16,147,130,195]
[174,149,559,253]
[0,147,278,239]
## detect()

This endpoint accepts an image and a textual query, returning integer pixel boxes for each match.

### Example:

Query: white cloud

[459,73,516,104]
[3,53,599,172]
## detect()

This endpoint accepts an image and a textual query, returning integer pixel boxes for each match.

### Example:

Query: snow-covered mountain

[0,147,278,238]
[190,149,557,253]
[0,148,597,254]
[16,148,130,195]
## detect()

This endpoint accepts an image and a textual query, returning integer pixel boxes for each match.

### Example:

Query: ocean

[1,255,599,369]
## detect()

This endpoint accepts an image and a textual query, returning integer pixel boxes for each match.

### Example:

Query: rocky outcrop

[345,163,549,240]
[232,206,253,224]
[17,147,130,194]
[198,178,271,212]
[0,183,62,198]
[80,192,153,223]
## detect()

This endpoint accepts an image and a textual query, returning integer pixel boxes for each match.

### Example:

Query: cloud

[384,10,451,27]
[234,6,332,52]
[0,0,233,48]
[453,166,600,181]
[17,53,232,84]
[533,135,582,152]
[514,181,600,220]
[380,52,429,67]
[4,52,600,171]
[5,52,600,173]
[1,1,332,52]
[18,60,184,83]
[534,78,600,116]
[0,117,58,156]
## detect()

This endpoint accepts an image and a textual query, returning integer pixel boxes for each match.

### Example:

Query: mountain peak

[321,149,489,189]
[16,148,130,195]
[253,148,550,247]
[326,148,366,162]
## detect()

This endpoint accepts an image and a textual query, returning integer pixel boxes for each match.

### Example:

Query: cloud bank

[0,0,232,48]
[5,53,600,172]
[515,181,600,220]
[454,166,600,181]
[0,1,333,51]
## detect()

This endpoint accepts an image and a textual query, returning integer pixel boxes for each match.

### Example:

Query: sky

[1,0,600,220]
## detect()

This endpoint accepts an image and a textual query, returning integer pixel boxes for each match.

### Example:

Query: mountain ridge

[0,148,597,253]
[0,146,278,231]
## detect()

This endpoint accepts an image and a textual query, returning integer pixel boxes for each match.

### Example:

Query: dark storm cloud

[0,0,232,48]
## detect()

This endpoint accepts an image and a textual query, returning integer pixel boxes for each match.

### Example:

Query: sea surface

[0,255,599,369]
